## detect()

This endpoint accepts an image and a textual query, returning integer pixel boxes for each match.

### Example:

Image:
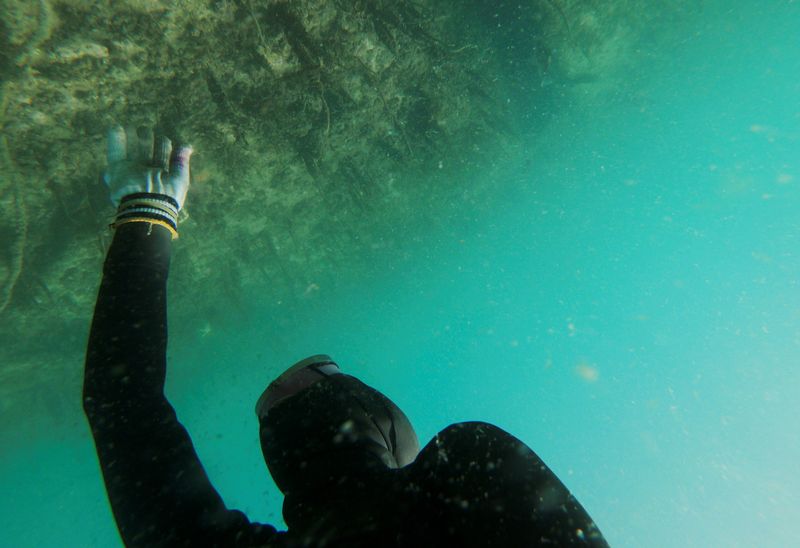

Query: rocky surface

[0,0,695,424]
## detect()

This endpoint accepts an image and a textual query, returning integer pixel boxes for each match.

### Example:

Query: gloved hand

[105,126,193,239]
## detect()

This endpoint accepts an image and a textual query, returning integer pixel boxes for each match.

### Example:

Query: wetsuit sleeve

[83,223,281,547]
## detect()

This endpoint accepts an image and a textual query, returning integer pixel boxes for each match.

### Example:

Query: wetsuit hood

[255,356,420,496]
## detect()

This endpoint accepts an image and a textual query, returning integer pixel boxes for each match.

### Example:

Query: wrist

[106,220,173,274]
[111,193,180,239]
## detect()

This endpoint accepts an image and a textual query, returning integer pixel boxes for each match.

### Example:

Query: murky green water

[1,1,798,546]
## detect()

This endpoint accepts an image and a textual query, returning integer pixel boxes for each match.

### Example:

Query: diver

[83,127,609,547]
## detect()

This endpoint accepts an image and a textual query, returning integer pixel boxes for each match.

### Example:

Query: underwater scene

[1,0,798,546]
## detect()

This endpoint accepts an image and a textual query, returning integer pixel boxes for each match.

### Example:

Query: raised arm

[83,127,280,547]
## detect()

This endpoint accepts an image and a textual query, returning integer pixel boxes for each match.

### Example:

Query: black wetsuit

[84,223,609,547]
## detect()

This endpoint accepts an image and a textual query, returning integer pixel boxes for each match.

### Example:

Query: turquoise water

[2,2,799,546]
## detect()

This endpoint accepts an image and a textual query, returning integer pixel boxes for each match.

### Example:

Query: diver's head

[255,354,341,418]
[255,355,420,497]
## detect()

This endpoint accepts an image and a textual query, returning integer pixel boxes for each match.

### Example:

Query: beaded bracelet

[111,193,181,239]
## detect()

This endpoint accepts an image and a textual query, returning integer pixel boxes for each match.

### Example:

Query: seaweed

[359,0,440,51]
[339,159,373,211]
[0,135,26,314]
[295,132,323,183]
[205,69,233,117]
[372,16,398,54]
[0,18,17,80]
[264,2,324,69]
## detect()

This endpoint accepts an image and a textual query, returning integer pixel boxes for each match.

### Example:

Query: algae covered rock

[0,0,694,424]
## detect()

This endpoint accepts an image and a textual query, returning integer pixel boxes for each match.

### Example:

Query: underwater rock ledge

[0,0,697,423]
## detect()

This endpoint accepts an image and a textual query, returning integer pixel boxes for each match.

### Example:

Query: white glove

[105,126,193,208]
[104,126,193,238]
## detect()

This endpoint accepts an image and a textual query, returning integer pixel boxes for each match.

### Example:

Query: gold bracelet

[111,217,179,239]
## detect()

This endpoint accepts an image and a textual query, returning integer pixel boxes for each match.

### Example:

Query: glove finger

[129,126,154,165]
[169,145,193,182]
[125,126,139,161]
[154,135,172,170]
[107,126,127,164]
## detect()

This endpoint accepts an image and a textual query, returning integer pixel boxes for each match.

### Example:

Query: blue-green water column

[1,2,798,547]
